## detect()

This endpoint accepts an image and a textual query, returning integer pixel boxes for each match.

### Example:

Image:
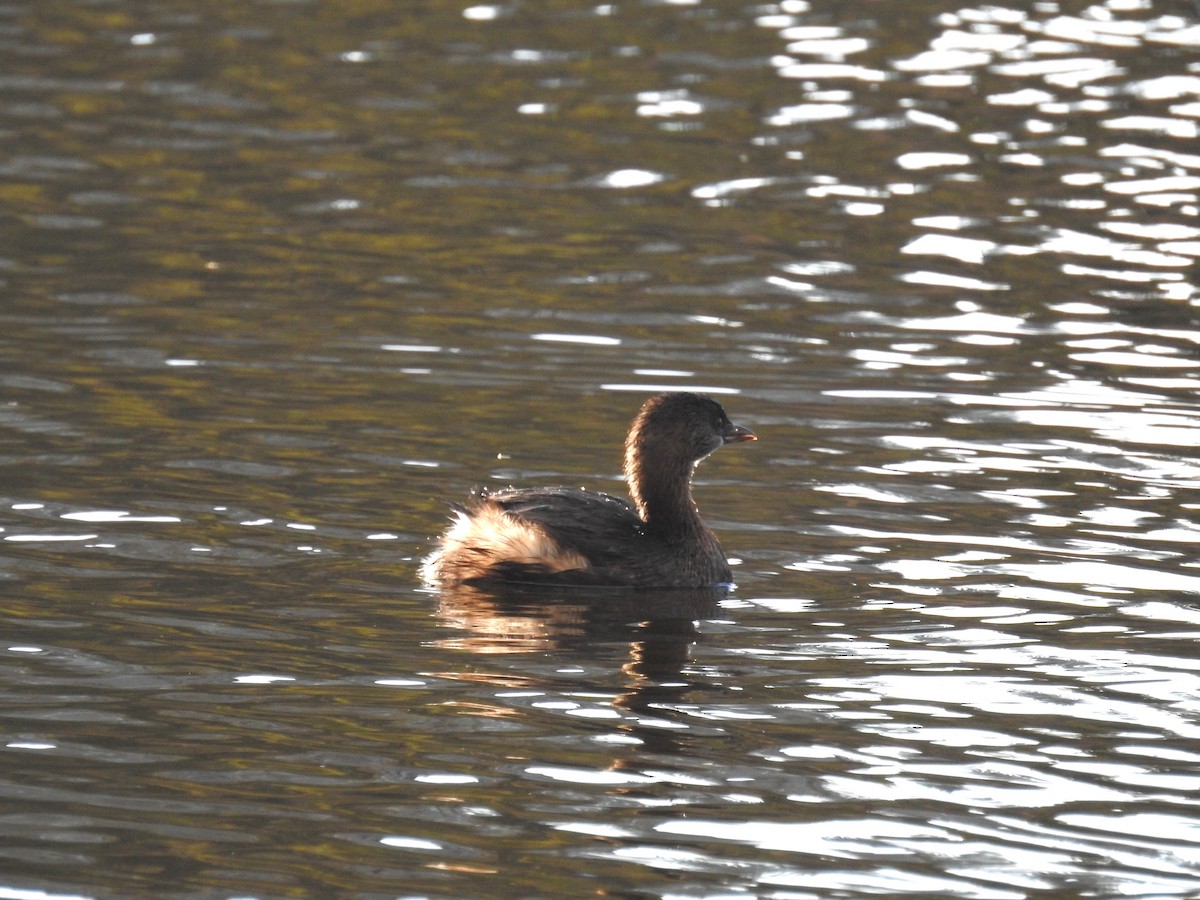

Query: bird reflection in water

[432,580,725,686]
[429,583,740,756]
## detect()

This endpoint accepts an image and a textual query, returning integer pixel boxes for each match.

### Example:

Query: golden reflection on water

[434,584,592,654]
[4,0,1200,897]
[433,581,720,660]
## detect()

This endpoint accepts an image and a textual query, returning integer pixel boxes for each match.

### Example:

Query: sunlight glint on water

[0,0,1198,897]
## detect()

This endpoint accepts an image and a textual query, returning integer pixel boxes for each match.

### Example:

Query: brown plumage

[420,392,756,588]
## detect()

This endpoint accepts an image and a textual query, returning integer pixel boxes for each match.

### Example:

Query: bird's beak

[724,423,757,444]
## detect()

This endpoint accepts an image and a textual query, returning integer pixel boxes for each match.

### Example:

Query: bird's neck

[625,452,705,538]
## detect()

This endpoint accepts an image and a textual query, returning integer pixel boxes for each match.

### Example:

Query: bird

[420,392,756,588]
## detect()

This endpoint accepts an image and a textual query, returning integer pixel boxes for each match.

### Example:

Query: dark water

[3,0,1200,897]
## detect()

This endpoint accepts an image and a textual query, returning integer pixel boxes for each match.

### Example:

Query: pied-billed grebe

[420,392,756,588]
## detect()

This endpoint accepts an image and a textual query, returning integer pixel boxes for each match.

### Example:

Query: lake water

[2,0,1200,897]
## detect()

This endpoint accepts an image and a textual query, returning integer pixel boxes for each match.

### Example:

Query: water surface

[2,0,1200,897]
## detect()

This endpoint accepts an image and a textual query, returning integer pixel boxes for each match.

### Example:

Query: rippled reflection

[3,0,1200,896]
